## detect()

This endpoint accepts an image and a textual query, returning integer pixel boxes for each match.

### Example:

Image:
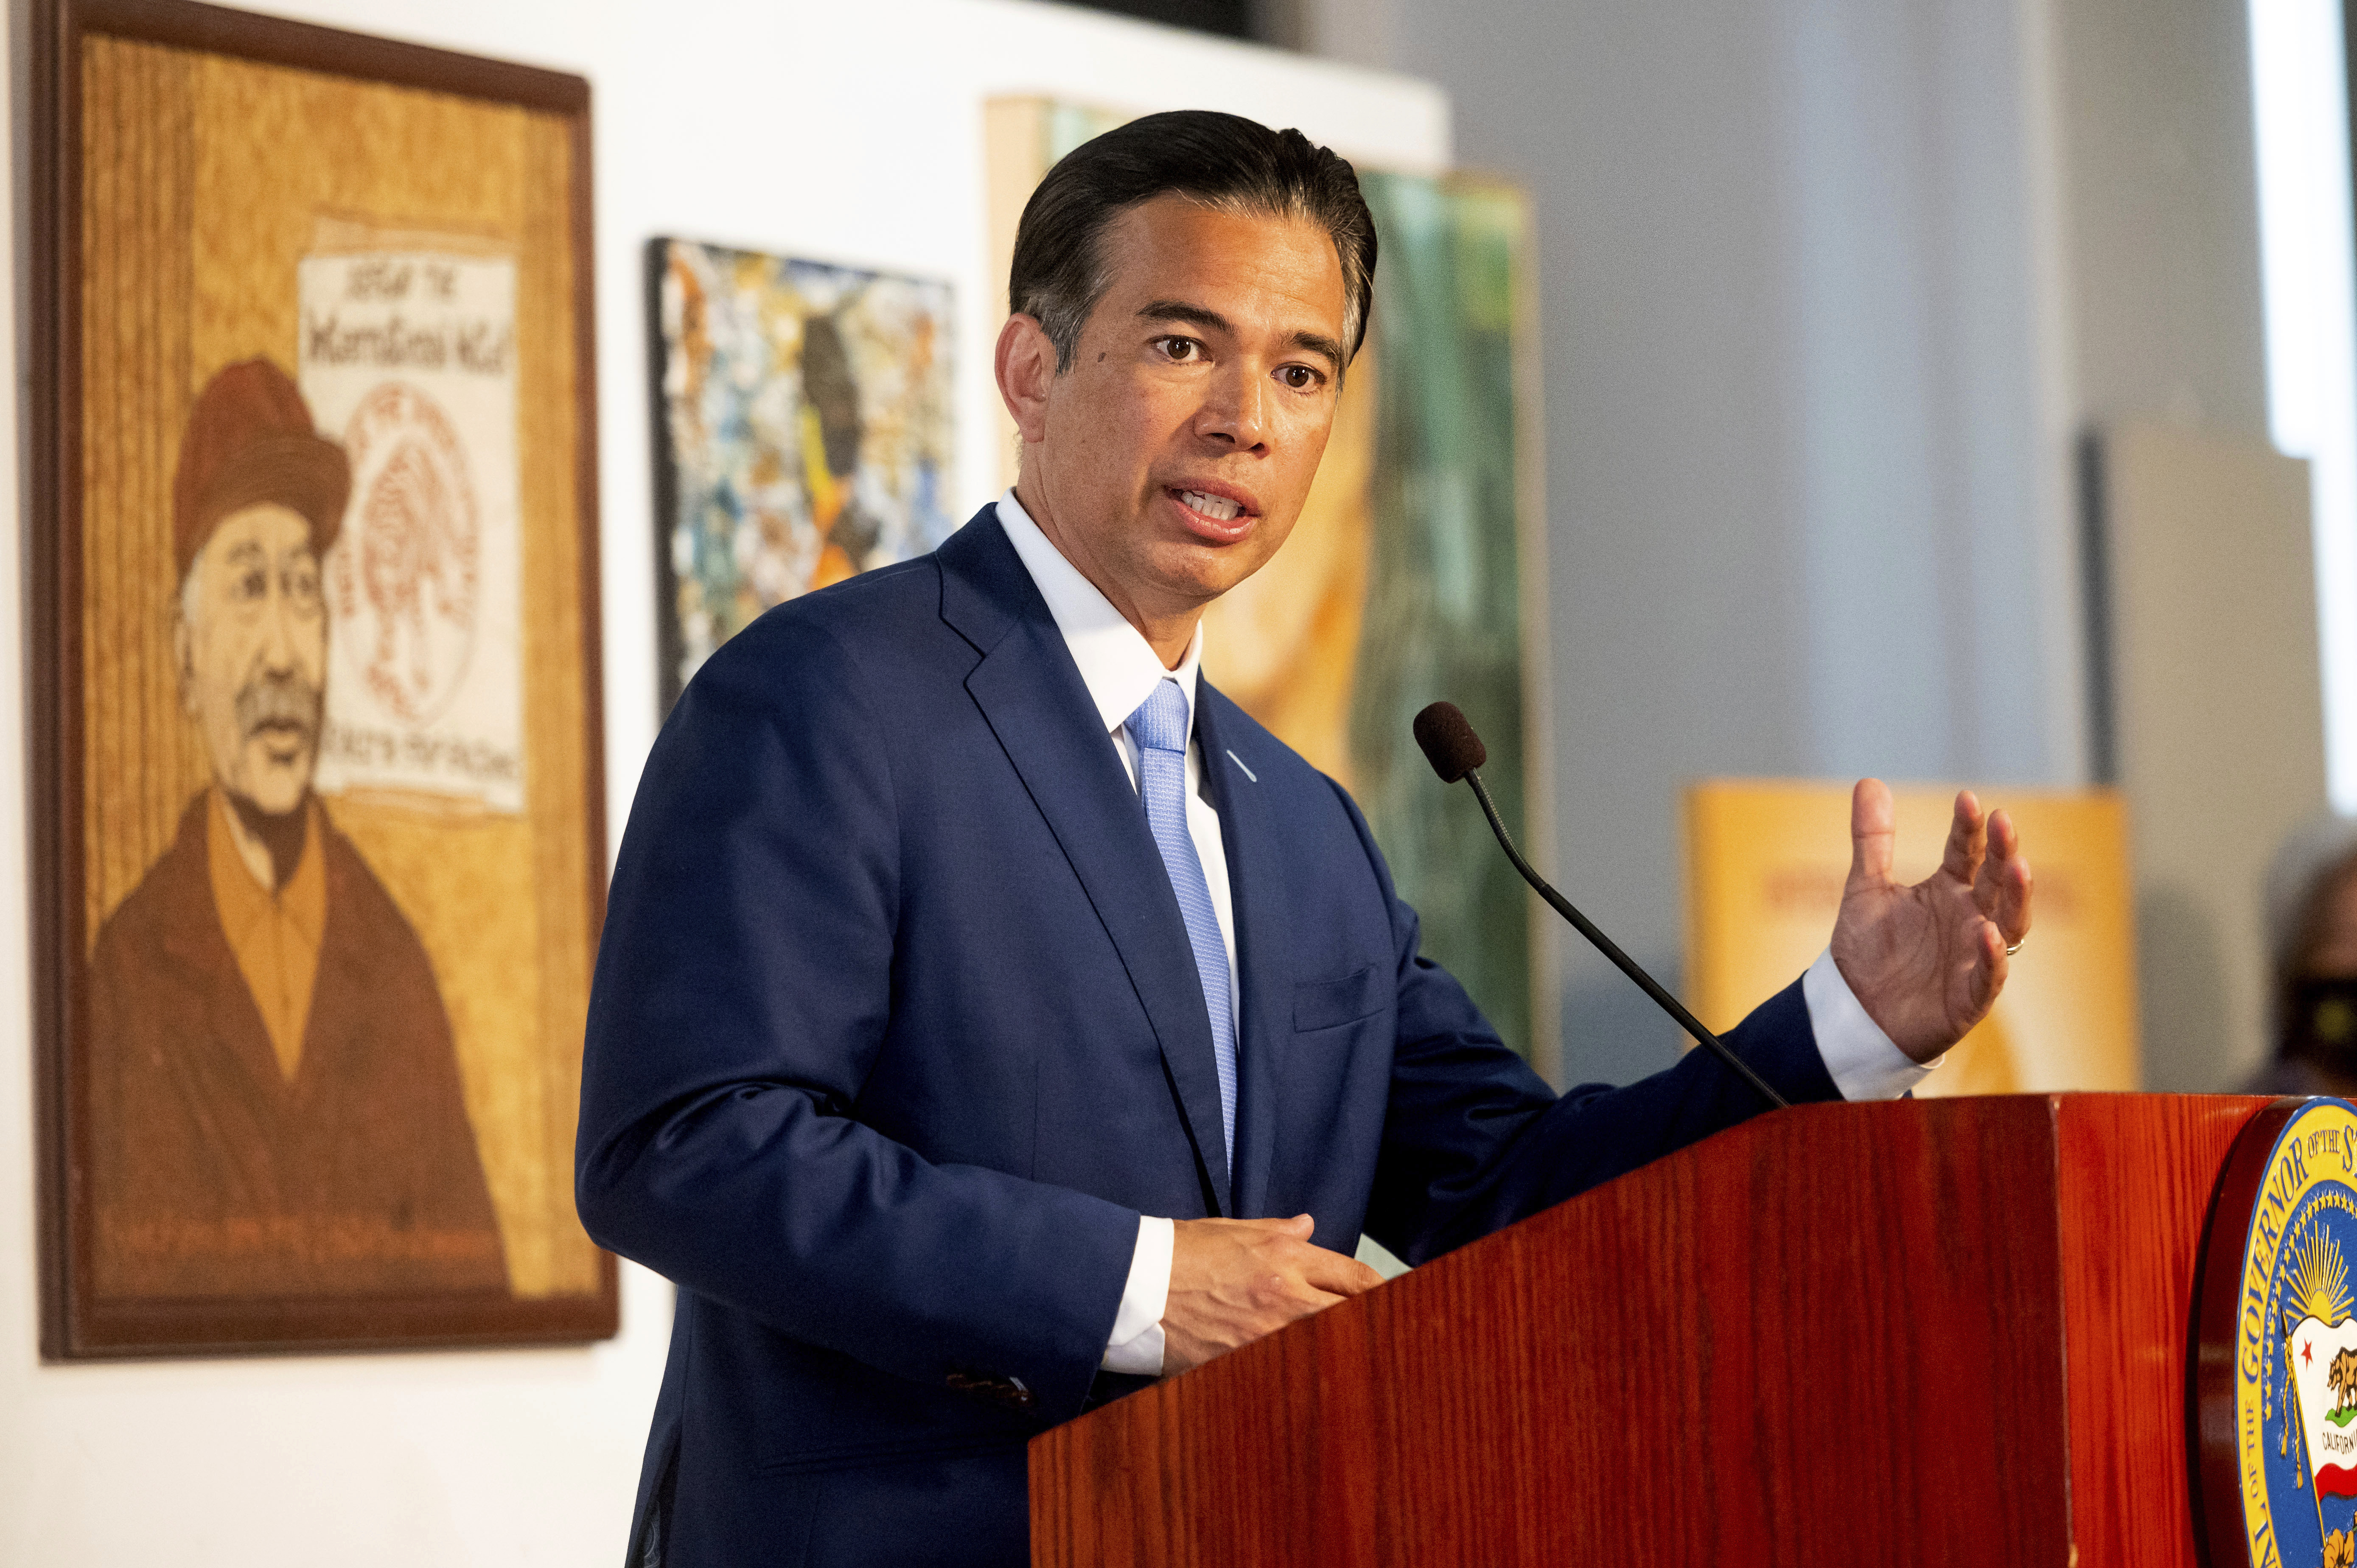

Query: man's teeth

[1180,490,1241,522]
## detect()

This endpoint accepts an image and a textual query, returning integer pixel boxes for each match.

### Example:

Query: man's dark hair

[1009,109,1377,373]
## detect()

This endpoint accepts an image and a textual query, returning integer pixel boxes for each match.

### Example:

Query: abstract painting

[649,240,955,706]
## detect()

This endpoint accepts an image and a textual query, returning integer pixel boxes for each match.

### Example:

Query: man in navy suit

[577,111,2032,1567]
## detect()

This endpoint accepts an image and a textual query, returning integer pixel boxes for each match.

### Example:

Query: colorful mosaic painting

[651,240,956,705]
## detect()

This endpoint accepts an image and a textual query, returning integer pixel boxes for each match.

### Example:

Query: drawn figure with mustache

[84,358,507,1302]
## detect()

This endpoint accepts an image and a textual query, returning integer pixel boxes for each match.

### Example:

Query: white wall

[0,3,1447,1560]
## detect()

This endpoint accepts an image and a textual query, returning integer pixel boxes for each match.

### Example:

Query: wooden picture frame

[29,0,616,1356]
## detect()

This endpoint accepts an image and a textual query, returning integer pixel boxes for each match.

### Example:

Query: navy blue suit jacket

[576,507,1839,1567]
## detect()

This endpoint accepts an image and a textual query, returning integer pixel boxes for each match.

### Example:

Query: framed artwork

[984,100,1555,1074]
[648,239,956,707]
[28,0,616,1356]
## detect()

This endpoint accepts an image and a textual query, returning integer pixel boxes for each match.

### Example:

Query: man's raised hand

[1160,1214,1383,1376]
[1829,778,2033,1064]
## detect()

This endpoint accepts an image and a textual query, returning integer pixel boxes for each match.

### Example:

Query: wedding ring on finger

[2004,938,2024,957]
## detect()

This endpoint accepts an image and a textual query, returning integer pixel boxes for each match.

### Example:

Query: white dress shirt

[991,490,1933,1379]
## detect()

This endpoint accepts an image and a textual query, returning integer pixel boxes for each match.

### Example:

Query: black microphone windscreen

[1413,702,1487,784]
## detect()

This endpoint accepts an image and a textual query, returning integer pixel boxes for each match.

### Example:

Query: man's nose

[1197,364,1268,453]
[258,581,300,669]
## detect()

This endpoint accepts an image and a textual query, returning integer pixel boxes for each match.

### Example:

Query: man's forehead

[1099,197,1346,330]
[206,503,318,556]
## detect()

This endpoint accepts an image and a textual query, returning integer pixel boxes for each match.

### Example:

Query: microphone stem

[1463,769,1790,1113]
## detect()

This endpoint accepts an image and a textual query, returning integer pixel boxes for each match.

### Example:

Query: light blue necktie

[1126,679,1236,1167]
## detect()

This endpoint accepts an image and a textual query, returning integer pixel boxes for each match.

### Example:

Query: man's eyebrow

[1286,330,1347,370]
[1138,300,1346,370]
[1137,300,1231,335]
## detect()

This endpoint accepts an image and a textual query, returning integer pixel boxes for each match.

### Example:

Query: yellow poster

[1684,781,2139,1095]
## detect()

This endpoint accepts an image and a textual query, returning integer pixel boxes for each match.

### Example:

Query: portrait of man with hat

[84,357,507,1302]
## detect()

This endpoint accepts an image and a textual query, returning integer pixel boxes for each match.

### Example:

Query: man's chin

[1148,545,1270,607]
[227,767,314,820]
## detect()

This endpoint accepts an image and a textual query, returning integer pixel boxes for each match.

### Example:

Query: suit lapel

[939,513,1233,1211]
[1194,690,1286,1219]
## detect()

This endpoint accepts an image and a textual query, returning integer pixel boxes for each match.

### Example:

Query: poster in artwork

[298,249,526,813]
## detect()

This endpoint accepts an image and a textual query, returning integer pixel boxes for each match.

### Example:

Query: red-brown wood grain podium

[1031,1094,2265,1567]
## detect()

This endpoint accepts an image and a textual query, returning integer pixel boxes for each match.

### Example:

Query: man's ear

[994,314,1057,445]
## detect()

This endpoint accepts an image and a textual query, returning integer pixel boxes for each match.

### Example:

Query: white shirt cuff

[1802,948,1939,1101]
[1100,1215,1173,1375]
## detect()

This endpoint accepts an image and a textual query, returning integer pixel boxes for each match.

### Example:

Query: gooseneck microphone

[1412,702,1789,1112]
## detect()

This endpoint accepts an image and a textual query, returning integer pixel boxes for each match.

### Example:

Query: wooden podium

[1030,1094,2265,1566]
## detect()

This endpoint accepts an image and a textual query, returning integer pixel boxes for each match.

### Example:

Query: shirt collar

[994,488,1202,739]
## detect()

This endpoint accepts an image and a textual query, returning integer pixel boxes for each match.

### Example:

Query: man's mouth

[1166,484,1259,542]
[235,675,323,758]
[250,720,313,759]
[1177,488,1243,523]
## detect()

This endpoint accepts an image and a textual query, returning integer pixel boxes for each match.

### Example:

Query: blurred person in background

[2250,814,2357,1096]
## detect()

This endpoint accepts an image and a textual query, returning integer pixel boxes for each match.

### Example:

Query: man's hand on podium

[1830,778,2035,1064]
[1160,1214,1384,1376]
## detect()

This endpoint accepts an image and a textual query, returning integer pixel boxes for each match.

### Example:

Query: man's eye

[1278,365,1321,390]
[233,571,267,601]
[1157,336,1200,361]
